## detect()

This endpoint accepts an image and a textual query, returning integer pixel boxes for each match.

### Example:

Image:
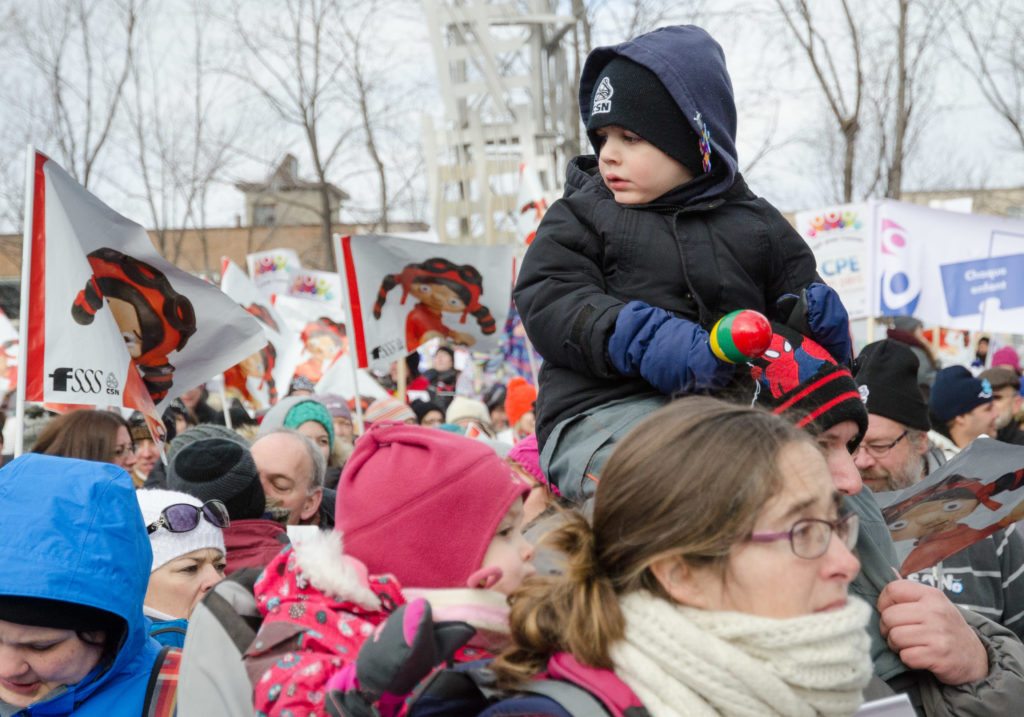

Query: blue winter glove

[608,301,733,395]
[776,283,852,365]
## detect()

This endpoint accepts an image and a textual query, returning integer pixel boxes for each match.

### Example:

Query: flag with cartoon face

[221,258,301,410]
[22,150,266,437]
[337,234,517,371]
[874,438,1024,575]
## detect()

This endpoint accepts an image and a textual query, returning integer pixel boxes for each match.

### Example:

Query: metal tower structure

[422,0,580,245]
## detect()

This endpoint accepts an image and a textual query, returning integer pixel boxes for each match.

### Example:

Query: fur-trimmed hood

[249,531,405,715]
[255,530,397,617]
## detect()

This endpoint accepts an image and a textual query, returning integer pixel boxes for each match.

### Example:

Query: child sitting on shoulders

[515,24,851,503]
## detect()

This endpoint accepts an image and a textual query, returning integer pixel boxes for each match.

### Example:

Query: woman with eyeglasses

[136,489,229,647]
[490,397,872,716]
[32,409,138,476]
[0,454,163,715]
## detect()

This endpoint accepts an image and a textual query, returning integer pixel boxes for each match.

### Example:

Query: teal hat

[284,399,335,450]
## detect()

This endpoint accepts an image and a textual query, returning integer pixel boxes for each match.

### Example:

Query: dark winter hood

[0,454,157,714]
[579,25,738,204]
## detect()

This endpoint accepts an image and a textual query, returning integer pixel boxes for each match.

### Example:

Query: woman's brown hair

[492,396,813,685]
[32,409,131,463]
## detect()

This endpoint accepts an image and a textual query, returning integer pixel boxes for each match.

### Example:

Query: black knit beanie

[853,339,931,431]
[586,56,704,174]
[0,595,123,634]
[411,398,445,423]
[741,323,868,448]
[167,438,266,521]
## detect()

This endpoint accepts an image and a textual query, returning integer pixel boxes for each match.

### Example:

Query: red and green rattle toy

[710,310,773,363]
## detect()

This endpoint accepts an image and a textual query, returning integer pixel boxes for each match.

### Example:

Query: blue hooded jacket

[579,25,739,205]
[0,454,162,715]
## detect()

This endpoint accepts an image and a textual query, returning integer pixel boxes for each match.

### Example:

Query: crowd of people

[3,22,1024,717]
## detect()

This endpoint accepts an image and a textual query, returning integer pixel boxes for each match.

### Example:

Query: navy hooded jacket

[515,26,821,450]
[0,454,162,715]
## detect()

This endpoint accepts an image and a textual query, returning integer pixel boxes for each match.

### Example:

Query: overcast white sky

[1,0,1022,234]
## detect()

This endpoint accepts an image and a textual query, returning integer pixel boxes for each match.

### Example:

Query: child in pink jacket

[246,423,535,716]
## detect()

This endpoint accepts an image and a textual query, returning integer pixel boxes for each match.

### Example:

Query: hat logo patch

[593,77,613,115]
[980,378,993,398]
[859,385,869,403]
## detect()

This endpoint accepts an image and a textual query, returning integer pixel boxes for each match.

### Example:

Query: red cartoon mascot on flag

[372,257,496,351]
[71,247,197,405]
[224,303,280,409]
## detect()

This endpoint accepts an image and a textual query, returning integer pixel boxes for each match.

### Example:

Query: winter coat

[514,26,821,449]
[847,489,1024,716]
[223,518,289,576]
[997,420,1024,447]
[0,455,162,716]
[147,616,188,648]
[245,531,404,717]
[516,158,820,448]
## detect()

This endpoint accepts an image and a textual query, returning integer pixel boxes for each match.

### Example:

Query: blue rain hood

[579,25,739,204]
[0,454,160,714]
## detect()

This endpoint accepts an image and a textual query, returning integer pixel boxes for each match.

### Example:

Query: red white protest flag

[516,162,549,246]
[18,149,266,445]
[221,258,301,411]
[337,234,517,371]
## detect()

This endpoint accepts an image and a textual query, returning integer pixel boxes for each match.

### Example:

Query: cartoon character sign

[371,258,496,351]
[884,469,1024,575]
[70,247,197,405]
[294,317,347,384]
[224,303,279,410]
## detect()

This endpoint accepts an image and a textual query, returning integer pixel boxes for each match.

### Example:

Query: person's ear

[301,488,323,522]
[649,555,712,608]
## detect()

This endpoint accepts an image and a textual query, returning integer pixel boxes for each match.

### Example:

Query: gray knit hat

[167,423,248,461]
[167,438,265,521]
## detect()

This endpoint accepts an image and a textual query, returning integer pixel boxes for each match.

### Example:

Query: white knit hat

[136,489,226,572]
[445,396,491,427]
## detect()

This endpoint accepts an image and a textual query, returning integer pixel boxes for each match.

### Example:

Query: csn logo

[49,367,105,394]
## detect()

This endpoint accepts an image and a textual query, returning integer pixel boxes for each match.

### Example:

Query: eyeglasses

[852,430,909,459]
[748,513,859,559]
[146,500,230,535]
[114,443,137,459]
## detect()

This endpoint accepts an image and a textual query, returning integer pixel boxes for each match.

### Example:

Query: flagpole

[333,234,366,434]
[220,375,233,430]
[396,352,408,401]
[14,146,36,457]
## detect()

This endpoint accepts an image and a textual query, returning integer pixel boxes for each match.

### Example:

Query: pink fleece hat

[336,423,529,589]
[506,434,560,497]
[992,346,1022,375]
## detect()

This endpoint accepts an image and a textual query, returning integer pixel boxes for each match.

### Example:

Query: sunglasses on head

[146,500,230,535]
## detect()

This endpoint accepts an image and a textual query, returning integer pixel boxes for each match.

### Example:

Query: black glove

[325,598,475,717]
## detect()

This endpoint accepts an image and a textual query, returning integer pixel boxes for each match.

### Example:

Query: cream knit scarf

[611,592,873,717]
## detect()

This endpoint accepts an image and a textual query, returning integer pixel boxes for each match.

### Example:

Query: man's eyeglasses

[853,430,909,459]
[146,500,231,535]
[748,513,859,559]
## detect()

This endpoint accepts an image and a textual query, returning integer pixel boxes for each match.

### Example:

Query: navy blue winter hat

[929,366,994,423]
[579,25,738,202]
[586,56,704,174]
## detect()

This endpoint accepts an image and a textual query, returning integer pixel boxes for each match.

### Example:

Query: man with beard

[979,366,1024,446]
[853,339,1024,641]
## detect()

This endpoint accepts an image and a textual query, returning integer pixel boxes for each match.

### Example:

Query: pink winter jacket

[245,530,405,716]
